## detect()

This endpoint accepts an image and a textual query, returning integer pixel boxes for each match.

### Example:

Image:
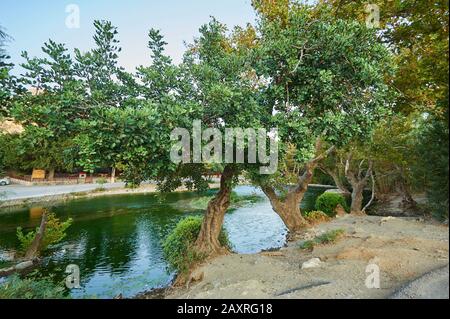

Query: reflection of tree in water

[74,210,140,275]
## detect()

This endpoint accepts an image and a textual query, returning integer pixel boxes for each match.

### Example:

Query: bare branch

[362,170,376,213]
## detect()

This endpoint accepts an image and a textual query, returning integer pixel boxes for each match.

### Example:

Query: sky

[0,0,256,75]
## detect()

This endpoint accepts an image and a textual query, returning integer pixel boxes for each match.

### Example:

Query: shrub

[0,275,67,299]
[16,212,73,255]
[96,177,108,185]
[315,192,349,217]
[299,229,345,250]
[303,211,331,225]
[162,216,230,274]
[95,177,108,190]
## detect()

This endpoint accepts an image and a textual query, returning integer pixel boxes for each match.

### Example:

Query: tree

[412,107,449,220]
[74,21,139,180]
[76,104,173,187]
[344,153,374,215]
[10,39,87,178]
[324,0,449,217]
[323,0,449,115]
[370,115,419,208]
[249,3,394,234]
[147,19,267,256]
[180,20,261,255]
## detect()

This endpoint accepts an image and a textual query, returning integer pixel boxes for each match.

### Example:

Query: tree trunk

[24,211,47,260]
[47,168,55,181]
[398,173,417,209]
[262,186,308,234]
[330,172,350,195]
[194,166,234,256]
[111,166,116,184]
[0,259,41,278]
[320,165,351,195]
[262,140,335,236]
[350,184,365,215]
[345,156,374,216]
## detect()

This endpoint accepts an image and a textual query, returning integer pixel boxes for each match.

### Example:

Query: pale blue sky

[0,0,256,74]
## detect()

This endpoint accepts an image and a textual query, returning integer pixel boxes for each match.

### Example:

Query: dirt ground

[165,215,449,299]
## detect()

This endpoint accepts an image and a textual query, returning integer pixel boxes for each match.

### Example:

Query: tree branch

[362,170,376,213]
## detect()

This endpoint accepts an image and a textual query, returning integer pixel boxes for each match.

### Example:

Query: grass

[299,229,346,250]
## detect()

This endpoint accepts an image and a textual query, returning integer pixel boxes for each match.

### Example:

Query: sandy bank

[164,215,448,299]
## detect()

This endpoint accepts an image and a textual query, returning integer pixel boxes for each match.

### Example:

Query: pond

[0,185,332,299]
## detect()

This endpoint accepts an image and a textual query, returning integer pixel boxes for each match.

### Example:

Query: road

[0,182,126,201]
[391,265,449,299]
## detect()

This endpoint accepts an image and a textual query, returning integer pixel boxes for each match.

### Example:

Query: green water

[0,185,330,298]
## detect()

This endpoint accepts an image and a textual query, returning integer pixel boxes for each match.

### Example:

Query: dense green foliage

[321,0,449,218]
[315,192,348,217]
[162,216,230,273]
[0,275,67,299]
[413,111,449,220]
[16,212,73,255]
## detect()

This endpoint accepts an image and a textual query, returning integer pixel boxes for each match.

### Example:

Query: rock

[380,216,396,223]
[301,258,323,269]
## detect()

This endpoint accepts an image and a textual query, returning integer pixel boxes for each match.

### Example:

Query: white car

[0,177,11,186]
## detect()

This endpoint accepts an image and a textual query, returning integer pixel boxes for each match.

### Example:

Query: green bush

[299,229,346,250]
[162,216,230,274]
[315,192,349,217]
[16,212,73,255]
[0,275,67,299]
[96,177,108,185]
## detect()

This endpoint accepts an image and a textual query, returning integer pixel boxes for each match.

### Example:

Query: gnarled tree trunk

[25,210,47,259]
[396,166,417,209]
[345,155,373,215]
[194,165,234,256]
[1,211,47,278]
[350,183,365,214]
[262,186,308,233]
[262,139,335,236]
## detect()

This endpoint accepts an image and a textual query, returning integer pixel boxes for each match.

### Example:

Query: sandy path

[166,215,449,299]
